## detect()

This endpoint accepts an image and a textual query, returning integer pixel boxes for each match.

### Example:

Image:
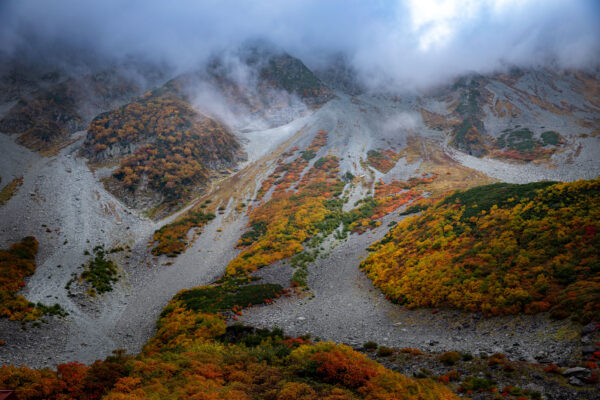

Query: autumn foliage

[0,351,132,400]
[226,133,442,276]
[85,87,240,201]
[361,178,600,323]
[152,210,216,256]
[0,261,457,400]
[226,130,345,276]
[0,286,458,399]
[366,149,401,173]
[0,236,42,321]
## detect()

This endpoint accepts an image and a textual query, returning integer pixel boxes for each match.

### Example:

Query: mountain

[0,63,166,154]
[419,69,599,161]
[0,49,599,400]
[79,48,333,213]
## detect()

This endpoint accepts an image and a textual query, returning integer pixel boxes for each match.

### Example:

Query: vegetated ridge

[81,85,242,210]
[361,178,600,323]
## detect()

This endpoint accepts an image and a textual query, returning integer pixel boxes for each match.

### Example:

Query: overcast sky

[1,0,598,88]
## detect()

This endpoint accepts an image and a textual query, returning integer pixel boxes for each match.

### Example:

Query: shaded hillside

[0,69,153,152]
[256,51,334,105]
[0,237,41,321]
[420,70,600,161]
[201,47,334,127]
[313,54,365,96]
[361,178,600,323]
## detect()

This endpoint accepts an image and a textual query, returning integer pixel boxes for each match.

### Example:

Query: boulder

[568,376,584,386]
[582,345,599,355]
[562,367,590,377]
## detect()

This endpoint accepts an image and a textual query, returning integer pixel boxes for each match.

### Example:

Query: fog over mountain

[1,0,599,89]
[1,2,599,398]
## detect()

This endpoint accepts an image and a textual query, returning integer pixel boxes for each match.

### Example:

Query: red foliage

[256,130,329,201]
[311,350,380,388]
[543,363,560,374]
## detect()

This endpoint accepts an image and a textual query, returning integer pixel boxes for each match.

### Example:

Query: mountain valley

[0,42,599,399]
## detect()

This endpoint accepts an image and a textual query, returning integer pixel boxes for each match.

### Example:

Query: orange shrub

[0,236,42,321]
[86,91,240,201]
[361,179,600,323]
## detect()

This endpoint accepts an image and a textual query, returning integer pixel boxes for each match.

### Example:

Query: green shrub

[81,246,118,294]
[314,157,327,168]
[441,181,555,222]
[363,341,378,351]
[36,302,68,317]
[439,351,461,366]
[301,150,316,160]
[541,130,560,146]
[176,280,283,314]
[461,376,494,391]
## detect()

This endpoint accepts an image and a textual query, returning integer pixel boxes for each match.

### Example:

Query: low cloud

[1,0,598,90]
[381,113,421,134]
[186,52,309,131]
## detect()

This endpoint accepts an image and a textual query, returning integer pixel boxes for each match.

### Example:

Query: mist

[1,0,599,90]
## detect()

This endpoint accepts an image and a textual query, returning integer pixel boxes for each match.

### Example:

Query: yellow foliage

[361,179,600,323]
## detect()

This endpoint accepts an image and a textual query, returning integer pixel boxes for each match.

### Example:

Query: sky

[1,0,599,89]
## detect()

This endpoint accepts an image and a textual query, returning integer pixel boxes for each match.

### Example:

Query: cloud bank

[1,0,598,89]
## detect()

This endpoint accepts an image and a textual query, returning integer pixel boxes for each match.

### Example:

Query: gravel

[0,130,245,367]
[238,212,582,363]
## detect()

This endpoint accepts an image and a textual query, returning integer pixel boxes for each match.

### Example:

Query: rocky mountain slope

[0,53,599,399]
[419,69,599,162]
[0,63,166,154]
[77,47,333,214]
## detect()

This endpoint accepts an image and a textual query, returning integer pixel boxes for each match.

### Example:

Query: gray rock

[524,382,544,393]
[535,351,551,363]
[562,367,590,377]
[568,376,584,386]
